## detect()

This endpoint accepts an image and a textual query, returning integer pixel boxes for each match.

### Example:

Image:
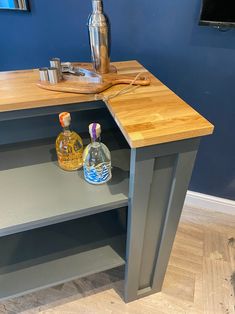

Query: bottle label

[57,151,83,171]
[84,162,111,184]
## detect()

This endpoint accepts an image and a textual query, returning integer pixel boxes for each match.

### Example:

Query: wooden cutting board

[37,70,151,94]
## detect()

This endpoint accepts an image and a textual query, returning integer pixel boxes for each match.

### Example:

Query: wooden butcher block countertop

[0,60,214,148]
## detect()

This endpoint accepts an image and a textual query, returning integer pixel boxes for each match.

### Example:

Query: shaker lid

[59,112,71,127]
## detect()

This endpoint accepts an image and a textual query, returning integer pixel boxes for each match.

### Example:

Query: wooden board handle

[111,76,151,86]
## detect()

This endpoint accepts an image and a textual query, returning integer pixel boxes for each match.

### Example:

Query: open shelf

[0,210,126,300]
[0,135,130,237]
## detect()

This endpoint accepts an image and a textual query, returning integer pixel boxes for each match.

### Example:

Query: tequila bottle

[83,123,112,184]
[56,112,83,171]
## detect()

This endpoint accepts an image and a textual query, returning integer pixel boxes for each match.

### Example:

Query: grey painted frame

[124,138,200,302]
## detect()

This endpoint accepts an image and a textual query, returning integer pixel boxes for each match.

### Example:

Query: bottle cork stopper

[89,123,101,140]
[59,112,71,128]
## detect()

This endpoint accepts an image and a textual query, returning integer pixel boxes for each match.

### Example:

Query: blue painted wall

[0,0,234,200]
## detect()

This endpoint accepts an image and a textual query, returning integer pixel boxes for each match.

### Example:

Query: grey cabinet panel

[124,138,200,302]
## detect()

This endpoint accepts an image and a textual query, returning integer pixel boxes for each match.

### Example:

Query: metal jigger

[48,67,60,84]
[50,58,63,80]
[39,68,49,82]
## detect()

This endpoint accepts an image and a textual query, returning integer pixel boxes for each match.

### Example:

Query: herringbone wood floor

[0,205,234,314]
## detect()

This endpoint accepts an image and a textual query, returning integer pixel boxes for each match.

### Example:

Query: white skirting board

[184,191,235,215]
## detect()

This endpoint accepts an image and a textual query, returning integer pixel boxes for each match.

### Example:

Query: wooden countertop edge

[104,98,214,148]
[0,96,98,113]
[129,125,214,148]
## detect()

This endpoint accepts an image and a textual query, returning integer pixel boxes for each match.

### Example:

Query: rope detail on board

[100,72,146,102]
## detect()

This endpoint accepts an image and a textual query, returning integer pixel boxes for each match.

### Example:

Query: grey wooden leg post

[124,138,200,302]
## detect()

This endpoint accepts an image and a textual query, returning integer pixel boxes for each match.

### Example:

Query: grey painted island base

[124,138,200,302]
[0,103,200,303]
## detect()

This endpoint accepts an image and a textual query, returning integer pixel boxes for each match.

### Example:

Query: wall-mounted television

[199,0,235,27]
[0,0,29,11]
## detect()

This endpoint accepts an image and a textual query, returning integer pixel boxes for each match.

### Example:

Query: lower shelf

[0,210,126,301]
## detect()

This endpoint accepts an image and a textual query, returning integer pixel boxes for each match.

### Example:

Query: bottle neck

[91,136,101,145]
[92,0,103,13]
[63,126,71,136]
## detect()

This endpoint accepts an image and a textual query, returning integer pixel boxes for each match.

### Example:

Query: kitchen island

[0,61,214,302]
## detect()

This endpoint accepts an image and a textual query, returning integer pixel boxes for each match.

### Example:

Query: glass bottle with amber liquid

[56,112,83,171]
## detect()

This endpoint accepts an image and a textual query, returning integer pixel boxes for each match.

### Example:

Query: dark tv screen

[200,0,235,26]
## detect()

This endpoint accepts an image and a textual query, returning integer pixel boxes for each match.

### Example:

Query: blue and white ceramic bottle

[83,123,112,185]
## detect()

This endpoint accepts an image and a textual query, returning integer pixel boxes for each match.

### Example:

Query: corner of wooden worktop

[130,124,215,149]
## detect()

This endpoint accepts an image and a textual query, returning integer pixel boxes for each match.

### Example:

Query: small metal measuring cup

[39,68,49,82]
[48,67,60,84]
[50,58,63,80]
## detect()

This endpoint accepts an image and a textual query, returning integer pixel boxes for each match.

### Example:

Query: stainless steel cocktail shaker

[88,0,110,74]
